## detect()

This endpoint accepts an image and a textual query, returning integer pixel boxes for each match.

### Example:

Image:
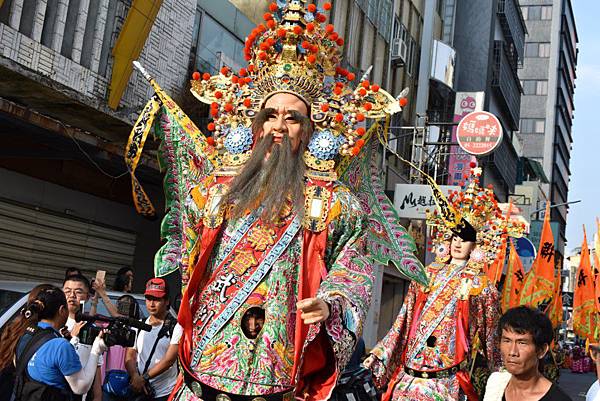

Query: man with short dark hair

[126,278,182,401]
[483,306,572,401]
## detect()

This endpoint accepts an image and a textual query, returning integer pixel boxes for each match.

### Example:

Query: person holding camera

[1,285,107,401]
[63,274,104,401]
[125,278,182,401]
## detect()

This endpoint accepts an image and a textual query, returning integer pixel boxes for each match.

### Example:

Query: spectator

[113,268,134,293]
[0,284,54,401]
[125,278,182,401]
[586,344,600,401]
[483,306,572,401]
[63,275,103,401]
[4,285,106,400]
[65,268,83,279]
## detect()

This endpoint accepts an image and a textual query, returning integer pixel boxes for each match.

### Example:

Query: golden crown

[189,0,408,170]
[426,166,526,264]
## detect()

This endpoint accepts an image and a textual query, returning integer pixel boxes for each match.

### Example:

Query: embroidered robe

[370,261,501,401]
[174,186,373,400]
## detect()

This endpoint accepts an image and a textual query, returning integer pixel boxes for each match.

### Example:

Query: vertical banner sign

[447,92,484,185]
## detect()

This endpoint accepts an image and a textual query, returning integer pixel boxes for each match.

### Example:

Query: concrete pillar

[50,0,69,52]
[89,0,108,73]
[31,0,48,42]
[70,0,89,63]
[8,0,24,30]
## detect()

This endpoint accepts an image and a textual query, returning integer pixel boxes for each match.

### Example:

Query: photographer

[125,279,182,401]
[63,275,104,401]
[5,285,106,400]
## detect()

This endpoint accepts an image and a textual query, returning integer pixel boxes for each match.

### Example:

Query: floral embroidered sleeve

[313,188,374,371]
[469,281,501,371]
[368,282,417,388]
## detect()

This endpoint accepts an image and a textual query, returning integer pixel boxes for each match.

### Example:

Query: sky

[565,0,600,254]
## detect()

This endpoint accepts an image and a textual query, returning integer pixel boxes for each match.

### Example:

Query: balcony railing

[486,133,520,191]
[491,40,522,130]
[497,0,526,63]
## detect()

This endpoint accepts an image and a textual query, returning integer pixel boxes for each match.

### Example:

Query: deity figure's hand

[296,297,330,324]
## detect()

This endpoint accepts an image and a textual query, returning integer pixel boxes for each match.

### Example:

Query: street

[558,369,597,401]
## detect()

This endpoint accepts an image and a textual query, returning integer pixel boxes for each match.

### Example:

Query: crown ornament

[426,165,526,266]
[189,0,408,173]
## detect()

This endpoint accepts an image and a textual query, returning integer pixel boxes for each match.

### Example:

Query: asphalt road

[558,369,597,401]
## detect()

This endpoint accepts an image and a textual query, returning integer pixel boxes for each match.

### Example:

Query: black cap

[451,218,477,242]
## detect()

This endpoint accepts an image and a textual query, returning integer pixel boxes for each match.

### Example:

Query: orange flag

[594,218,600,313]
[573,226,598,341]
[501,239,526,313]
[520,202,555,307]
[547,271,563,329]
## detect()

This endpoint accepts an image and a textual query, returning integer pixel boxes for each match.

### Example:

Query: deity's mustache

[224,132,306,221]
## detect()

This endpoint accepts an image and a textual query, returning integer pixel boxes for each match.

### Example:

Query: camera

[75,312,151,347]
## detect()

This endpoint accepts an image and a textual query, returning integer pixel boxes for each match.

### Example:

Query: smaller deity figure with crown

[364,166,526,401]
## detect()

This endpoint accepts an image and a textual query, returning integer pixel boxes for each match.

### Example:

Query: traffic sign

[456,111,503,156]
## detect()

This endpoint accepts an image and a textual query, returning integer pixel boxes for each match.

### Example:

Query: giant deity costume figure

[365,166,526,401]
[124,1,428,401]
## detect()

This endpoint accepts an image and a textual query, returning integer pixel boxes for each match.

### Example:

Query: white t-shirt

[134,318,183,397]
[587,380,600,401]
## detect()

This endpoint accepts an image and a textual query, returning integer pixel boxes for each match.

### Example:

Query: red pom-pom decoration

[244,54,252,61]
[192,71,200,80]
[277,28,287,37]
[356,139,365,148]
[307,4,317,13]
[206,136,215,146]
[329,32,339,41]
[224,103,234,112]
[398,97,408,107]
[321,104,330,112]
[351,146,360,156]
[258,51,268,60]
[361,80,370,89]
[323,2,332,10]
[307,54,316,64]
[231,76,239,83]
[363,102,373,111]
[269,2,278,12]
[335,113,344,122]
[214,91,223,99]
[266,19,276,29]
[317,13,327,23]
[302,41,310,49]
[259,42,269,51]
[207,122,216,131]
[306,23,315,32]
[356,127,366,136]
[325,24,334,33]
[371,84,380,92]
[356,113,365,122]
[239,68,247,76]
[257,24,266,32]
[248,64,255,72]
[333,87,342,95]
[263,12,273,21]
[293,25,303,35]
[358,88,367,96]
[243,98,252,107]
[310,44,319,54]
[469,161,477,168]
[220,66,230,75]
[202,72,211,81]
[336,38,344,46]
[347,72,355,81]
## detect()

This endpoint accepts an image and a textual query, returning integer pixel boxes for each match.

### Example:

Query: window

[521,6,528,20]
[541,6,552,20]
[524,42,551,58]
[536,80,548,95]
[194,12,246,75]
[520,118,545,133]
[522,80,548,95]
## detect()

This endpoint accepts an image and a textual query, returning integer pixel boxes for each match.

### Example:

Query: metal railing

[497,0,527,63]
[491,40,522,130]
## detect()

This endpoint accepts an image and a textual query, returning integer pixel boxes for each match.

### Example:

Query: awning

[521,157,549,183]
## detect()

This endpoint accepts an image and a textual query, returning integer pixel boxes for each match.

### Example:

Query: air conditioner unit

[391,37,407,65]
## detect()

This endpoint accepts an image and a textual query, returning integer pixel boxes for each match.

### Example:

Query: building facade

[517,0,578,261]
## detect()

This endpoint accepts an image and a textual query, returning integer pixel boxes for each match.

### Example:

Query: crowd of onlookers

[0,268,182,401]
[0,268,599,401]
